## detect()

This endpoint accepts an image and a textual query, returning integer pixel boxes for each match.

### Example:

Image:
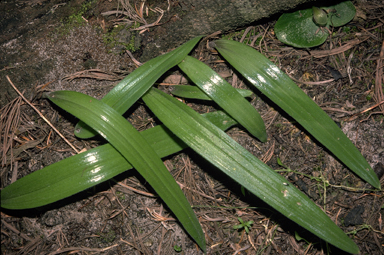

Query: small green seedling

[233,217,254,234]
[275,1,356,48]
[276,157,288,168]
[174,245,182,252]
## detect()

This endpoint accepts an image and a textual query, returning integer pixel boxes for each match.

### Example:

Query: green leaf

[274,8,328,48]
[0,110,236,210]
[178,56,267,142]
[74,36,203,139]
[325,1,355,27]
[0,111,236,209]
[142,87,359,254]
[274,1,356,48]
[233,225,243,230]
[1,143,127,209]
[240,186,246,196]
[295,231,304,241]
[201,111,237,131]
[45,91,205,251]
[169,85,253,100]
[213,39,380,190]
[312,7,328,27]
[173,245,182,252]
[276,157,287,168]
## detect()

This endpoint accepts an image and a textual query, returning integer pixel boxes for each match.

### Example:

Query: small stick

[6,75,80,154]
[126,50,143,66]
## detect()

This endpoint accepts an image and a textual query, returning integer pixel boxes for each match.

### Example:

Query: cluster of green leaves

[2,36,380,254]
[274,1,356,48]
[233,217,254,234]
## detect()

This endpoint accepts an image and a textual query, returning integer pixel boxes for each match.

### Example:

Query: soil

[1,0,383,255]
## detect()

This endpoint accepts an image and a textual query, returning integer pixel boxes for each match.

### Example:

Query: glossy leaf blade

[46,91,205,251]
[274,8,328,48]
[178,56,267,142]
[74,36,203,139]
[1,144,127,209]
[323,1,355,27]
[201,111,237,131]
[214,39,380,189]
[1,111,237,210]
[142,87,359,254]
[169,85,253,100]
[274,1,355,49]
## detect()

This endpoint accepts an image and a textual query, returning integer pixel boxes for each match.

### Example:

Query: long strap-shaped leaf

[74,36,203,139]
[214,39,380,189]
[178,56,267,142]
[142,87,359,254]
[45,91,205,251]
[169,85,253,100]
[1,111,237,209]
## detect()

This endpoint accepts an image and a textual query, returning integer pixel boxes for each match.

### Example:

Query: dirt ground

[1,0,384,254]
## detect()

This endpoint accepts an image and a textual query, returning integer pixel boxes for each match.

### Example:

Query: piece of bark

[140,0,318,61]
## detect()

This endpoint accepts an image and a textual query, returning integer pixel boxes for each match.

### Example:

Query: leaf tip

[259,134,268,143]
[42,92,52,99]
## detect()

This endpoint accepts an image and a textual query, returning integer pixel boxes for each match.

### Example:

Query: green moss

[115,191,126,200]
[97,229,116,243]
[55,0,97,36]
[102,23,140,53]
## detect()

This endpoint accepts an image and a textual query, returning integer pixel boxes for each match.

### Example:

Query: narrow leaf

[0,111,237,210]
[74,36,203,139]
[169,85,253,100]
[214,39,380,189]
[142,87,359,254]
[46,91,205,251]
[201,111,237,131]
[178,56,267,142]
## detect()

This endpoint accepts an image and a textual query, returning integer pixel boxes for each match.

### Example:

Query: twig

[343,100,384,122]
[6,76,80,154]
[132,7,164,33]
[117,180,156,197]
[305,37,370,58]
[374,40,384,113]
[63,69,121,81]
[126,50,143,66]
[288,74,334,85]
[47,244,119,255]
[177,181,217,201]
[1,96,21,167]
[1,219,33,241]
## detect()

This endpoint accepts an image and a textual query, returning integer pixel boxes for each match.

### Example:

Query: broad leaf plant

[274,1,356,48]
[2,35,380,254]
